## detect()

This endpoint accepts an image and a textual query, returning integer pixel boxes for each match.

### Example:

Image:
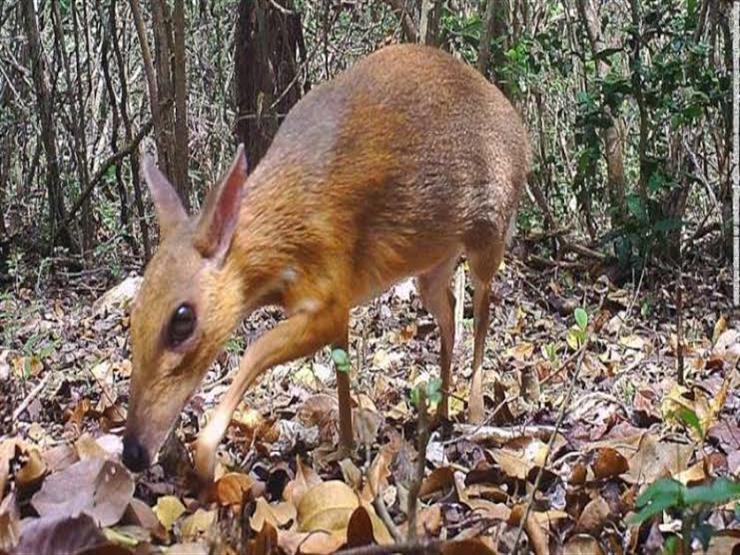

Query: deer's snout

[122,434,150,472]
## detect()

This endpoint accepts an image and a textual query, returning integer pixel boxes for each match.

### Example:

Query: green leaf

[683,478,740,507]
[426,378,443,405]
[663,536,681,555]
[331,348,351,374]
[629,478,684,524]
[574,308,588,331]
[675,407,703,438]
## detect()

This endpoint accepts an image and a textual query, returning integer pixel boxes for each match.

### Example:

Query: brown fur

[124,44,530,480]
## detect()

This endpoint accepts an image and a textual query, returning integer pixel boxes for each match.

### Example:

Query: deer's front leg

[194,304,348,482]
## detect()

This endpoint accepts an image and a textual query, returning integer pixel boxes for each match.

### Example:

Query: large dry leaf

[296,481,391,544]
[31,458,134,527]
[13,513,127,555]
[278,530,345,555]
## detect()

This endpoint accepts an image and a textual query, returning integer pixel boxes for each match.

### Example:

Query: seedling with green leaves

[630,477,740,554]
[331,347,351,374]
[566,307,589,350]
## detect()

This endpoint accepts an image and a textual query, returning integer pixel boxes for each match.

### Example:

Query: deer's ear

[194,145,248,260]
[141,155,188,240]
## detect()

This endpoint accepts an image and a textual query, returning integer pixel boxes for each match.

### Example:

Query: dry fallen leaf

[0,493,20,553]
[591,447,629,480]
[296,481,391,545]
[31,458,134,527]
[250,498,296,532]
[574,496,611,534]
[153,495,186,532]
[283,456,322,506]
[13,513,127,555]
[215,471,255,508]
[563,534,606,555]
[181,508,217,542]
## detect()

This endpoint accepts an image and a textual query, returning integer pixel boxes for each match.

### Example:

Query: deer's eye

[168,304,196,346]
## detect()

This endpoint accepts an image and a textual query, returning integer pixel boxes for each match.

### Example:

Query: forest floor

[1,252,739,554]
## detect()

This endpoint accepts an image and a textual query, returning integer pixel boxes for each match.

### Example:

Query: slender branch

[61,118,156,229]
[512,293,605,554]
[406,389,430,543]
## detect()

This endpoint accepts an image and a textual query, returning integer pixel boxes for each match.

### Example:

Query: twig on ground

[334,539,442,555]
[511,292,605,554]
[407,388,430,543]
[452,423,558,445]
[13,372,51,421]
[373,495,403,544]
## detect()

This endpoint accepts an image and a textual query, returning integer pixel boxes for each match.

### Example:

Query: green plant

[331,347,351,374]
[566,307,589,350]
[630,477,740,554]
[409,378,442,409]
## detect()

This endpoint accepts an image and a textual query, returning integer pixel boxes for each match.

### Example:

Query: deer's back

[244,45,530,304]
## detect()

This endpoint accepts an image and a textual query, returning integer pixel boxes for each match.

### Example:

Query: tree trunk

[130,0,190,209]
[419,0,441,46]
[172,0,190,205]
[479,0,510,97]
[20,0,70,250]
[576,0,627,226]
[234,0,305,170]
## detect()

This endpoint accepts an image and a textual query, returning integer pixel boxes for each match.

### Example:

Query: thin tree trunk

[234,0,305,170]
[172,0,190,204]
[114,2,150,259]
[576,0,627,226]
[419,0,441,46]
[20,0,70,250]
[478,0,510,97]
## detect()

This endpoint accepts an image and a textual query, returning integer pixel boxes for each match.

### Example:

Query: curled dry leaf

[574,496,611,534]
[591,447,629,480]
[563,534,606,555]
[181,508,217,542]
[15,448,46,489]
[31,458,134,527]
[249,498,296,532]
[283,457,322,506]
[363,444,395,500]
[215,472,255,508]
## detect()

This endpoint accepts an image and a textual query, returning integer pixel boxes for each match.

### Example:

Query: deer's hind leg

[416,255,458,420]
[465,237,505,424]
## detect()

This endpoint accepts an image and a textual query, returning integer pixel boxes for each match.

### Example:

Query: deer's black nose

[122,435,150,472]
